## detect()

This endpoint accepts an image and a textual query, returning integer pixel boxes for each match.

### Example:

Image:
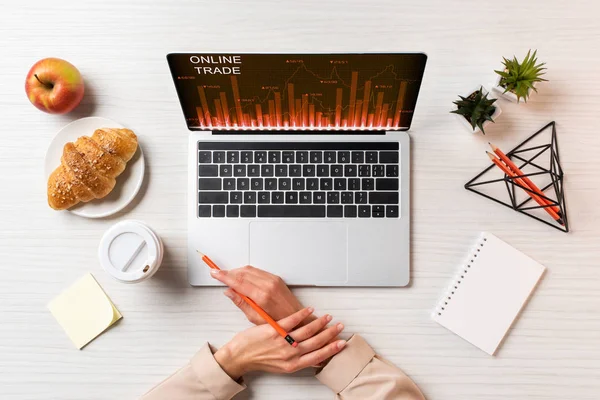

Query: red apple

[25,58,84,114]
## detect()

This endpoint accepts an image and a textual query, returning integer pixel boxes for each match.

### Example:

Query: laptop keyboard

[197,142,400,218]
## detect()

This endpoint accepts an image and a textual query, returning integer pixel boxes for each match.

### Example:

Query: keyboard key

[355,192,367,204]
[299,192,311,204]
[198,151,211,163]
[344,165,357,177]
[372,165,385,177]
[198,178,221,190]
[265,178,277,190]
[248,165,260,177]
[376,178,399,191]
[327,205,343,217]
[255,151,267,163]
[234,165,246,177]
[293,178,305,190]
[289,165,302,177]
[258,205,325,218]
[317,165,329,177]
[223,178,236,190]
[362,178,374,191]
[258,192,270,204]
[198,205,211,217]
[278,178,291,190]
[213,205,225,217]
[213,151,226,163]
[272,192,284,204]
[275,165,288,177]
[297,151,309,163]
[244,192,257,204]
[338,151,350,163]
[227,151,239,163]
[369,192,399,204]
[334,178,346,191]
[220,165,233,177]
[282,151,294,163]
[199,192,228,204]
[341,192,353,204]
[327,192,339,204]
[241,205,256,218]
[268,151,281,163]
[306,178,319,190]
[227,205,239,217]
[251,178,263,190]
[348,178,360,191]
[303,165,316,177]
[313,192,326,204]
[286,192,298,204]
[352,151,364,163]
[230,192,242,204]
[241,151,253,163]
[358,205,371,218]
[379,152,399,163]
[324,151,336,163]
[373,205,385,218]
[310,151,323,163]
[386,165,399,177]
[199,165,218,177]
[386,205,399,218]
[261,165,274,177]
[320,178,333,191]
[236,178,249,191]
[331,165,343,177]
[359,165,371,177]
[366,151,378,163]
[344,205,357,217]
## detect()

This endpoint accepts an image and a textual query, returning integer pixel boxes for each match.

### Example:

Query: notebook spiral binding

[434,234,488,317]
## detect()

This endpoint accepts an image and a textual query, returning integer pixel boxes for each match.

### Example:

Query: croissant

[48,128,138,210]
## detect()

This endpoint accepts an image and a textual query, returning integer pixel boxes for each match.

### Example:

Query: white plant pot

[491,75,535,103]
[453,86,502,134]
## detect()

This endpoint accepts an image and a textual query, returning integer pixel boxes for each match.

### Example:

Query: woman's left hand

[214,307,346,380]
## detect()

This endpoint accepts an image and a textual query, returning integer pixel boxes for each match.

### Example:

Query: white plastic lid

[99,220,163,283]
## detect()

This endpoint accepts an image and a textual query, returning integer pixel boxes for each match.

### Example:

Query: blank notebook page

[432,232,545,355]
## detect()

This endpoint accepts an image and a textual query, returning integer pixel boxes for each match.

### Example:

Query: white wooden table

[1,1,600,399]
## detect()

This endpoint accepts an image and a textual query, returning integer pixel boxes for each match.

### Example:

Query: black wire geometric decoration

[465,121,568,232]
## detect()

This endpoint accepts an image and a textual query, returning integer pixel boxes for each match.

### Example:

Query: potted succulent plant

[451,86,501,135]
[492,49,547,103]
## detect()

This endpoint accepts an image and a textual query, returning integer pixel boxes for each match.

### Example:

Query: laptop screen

[167,53,427,132]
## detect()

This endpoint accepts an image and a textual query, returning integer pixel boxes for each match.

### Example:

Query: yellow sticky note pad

[48,273,122,349]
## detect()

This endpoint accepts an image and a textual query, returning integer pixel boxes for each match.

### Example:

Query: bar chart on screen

[167,53,427,131]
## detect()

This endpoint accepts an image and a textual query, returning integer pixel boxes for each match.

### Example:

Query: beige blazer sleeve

[316,335,426,400]
[140,343,245,400]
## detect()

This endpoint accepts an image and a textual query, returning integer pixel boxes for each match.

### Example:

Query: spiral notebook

[432,232,545,355]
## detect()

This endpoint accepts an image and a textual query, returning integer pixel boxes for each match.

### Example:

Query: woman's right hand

[214,307,346,380]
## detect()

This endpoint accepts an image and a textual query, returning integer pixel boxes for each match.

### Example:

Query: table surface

[2,1,600,399]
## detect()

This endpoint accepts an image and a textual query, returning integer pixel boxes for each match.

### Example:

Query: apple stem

[34,74,54,89]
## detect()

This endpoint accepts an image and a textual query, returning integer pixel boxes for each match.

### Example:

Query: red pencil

[196,250,298,347]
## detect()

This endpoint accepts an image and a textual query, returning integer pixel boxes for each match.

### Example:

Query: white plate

[44,117,145,218]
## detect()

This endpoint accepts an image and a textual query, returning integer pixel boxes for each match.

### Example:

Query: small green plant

[451,87,497,134]
[495,49,547,102]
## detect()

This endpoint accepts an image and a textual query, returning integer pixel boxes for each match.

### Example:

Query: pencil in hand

[196,250,298,347]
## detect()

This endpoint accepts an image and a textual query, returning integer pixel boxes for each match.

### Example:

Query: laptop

[167,53,427,286]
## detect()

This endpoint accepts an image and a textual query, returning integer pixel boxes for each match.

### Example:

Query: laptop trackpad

[249,221,348,285]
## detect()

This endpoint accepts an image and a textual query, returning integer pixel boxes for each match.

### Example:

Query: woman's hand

[210,266,306,324]
[214,307,346,380]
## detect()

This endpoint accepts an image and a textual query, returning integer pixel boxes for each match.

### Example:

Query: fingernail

[337,323,344,332]
[337,340,346,349]
[307,307,314,313]
[326,314,332,322]
[223,290,234,299]
[210,269,221,277]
